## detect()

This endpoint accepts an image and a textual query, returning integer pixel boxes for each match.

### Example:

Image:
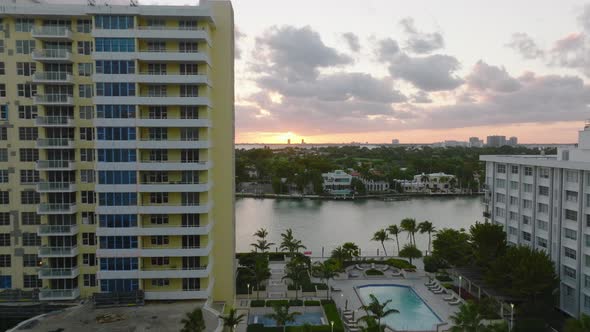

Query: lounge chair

[429,286,442,292]
[391,270,402,277]
[433,288,446,294]
[349,271,360,278]
[449,298,462,305]
[355,264,365,271]
[380,265,389,272]
[424,280,436,287]
[427,284,441,290]
[443,294,455,301]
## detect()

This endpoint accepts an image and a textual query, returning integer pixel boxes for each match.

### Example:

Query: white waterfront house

[322,170,353,195]
[480,122,590,318]
[396,172,456,193]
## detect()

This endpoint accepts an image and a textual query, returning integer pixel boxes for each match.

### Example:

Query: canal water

[236,196,484,256]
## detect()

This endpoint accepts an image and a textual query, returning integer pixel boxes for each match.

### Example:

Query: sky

[50,0,590,143]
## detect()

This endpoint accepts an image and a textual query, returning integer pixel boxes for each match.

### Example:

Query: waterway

[236,196,484,256]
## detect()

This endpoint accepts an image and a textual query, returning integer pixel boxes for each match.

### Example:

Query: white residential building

[322,170,352,194]
[481,123,590,318]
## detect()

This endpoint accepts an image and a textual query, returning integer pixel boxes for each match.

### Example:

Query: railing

[139,115,202,119]
[39,246,77,256]
[31,26,72,37]
[39,288,80,300]
[138,71,200,75]
[36,138,72,147]
[38,267,78,278]
[35,116,73,126]
[138,49,199,53]
[32,49,70,59]
[139,138,201,141]
[37,182,75,191]
[33,72,72,82]
[141,181,202,185]
[139,159,206,164]
[38,203,76,213]
[137,26,205,31]
[38,224,77,234]
[34,94,73,104]
[141,265,208,271]
[37,160,73,169]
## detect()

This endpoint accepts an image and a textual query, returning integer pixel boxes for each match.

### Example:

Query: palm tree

[219,308,246,332]
[331,246,348,267]
[280,228,306,256]
[449,301,484,332]
[312,261,338,299]
[387,225,401,256]
[565,314,590,332]
[418,221,436,254]
[400,218,418,246]
[254,228,269,240]
[357,294,399,329]
[266,304,301,332]
[398,243,422,265]
[251,239,275,253]
[372,229,389,256]
[342,242,360,259]
[283,260,308,300]
[181,308,206,332]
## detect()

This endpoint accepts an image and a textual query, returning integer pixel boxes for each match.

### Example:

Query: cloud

[376,38,400,62]
[411,91,432,103]
[342,32,361,52]
[235,27,245,60]
[388,54,464,91]
[550,33,589,76]
[506,33,544,59]
[466,61,522,93]
[252,25,353,82]
[399,17,445,54]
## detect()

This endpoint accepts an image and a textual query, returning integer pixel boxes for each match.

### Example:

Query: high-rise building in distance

[508,136,518,146]
[486,135,507,147]
[0,0,235,304]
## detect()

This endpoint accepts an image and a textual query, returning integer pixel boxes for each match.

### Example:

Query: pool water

[357,284,442,331]
[249,312,326,326]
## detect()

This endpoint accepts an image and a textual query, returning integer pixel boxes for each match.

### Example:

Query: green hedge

[322,303,344,332]
[314,283,328,290]
[251,300,266,307]
[304,300,320,306]
[320,299,335,305]
[288,299,303,306]
[341,258,415,270]
[266,300,289,307]
[247,325,337,332]
[436,274,453,282]
[365,269,384,276]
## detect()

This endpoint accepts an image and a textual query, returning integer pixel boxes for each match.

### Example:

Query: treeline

[236,145,555,193]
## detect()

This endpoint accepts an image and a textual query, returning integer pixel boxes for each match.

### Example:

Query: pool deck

[331,278,459,331]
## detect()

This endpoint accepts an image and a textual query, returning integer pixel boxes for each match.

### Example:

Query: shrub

[268,253,286,261]
[314,283,328,290]
[320,299,335,305]
[441,283,453,289]
[304,300,320,306]
[477,297,501,319]
[365,269,384,276]
[322,303,344,332]
[289,299,303,306]
[385,258,415,269]
[251,300,266,307]
[435,274,453,282]
[247,324,268,332]
[423,255,447,273]
[266,300,289,307]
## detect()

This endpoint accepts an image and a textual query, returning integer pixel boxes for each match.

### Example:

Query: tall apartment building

[481,123,590,318]
[0,0,235,304]
[486,135,507,147]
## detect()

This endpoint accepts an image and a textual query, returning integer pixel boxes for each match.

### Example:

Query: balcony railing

[38,267,79,278]
[35,116,74,126]
[139,138,201,141]
[36,138,73,148]
[137,26,205,31]
[138,71,200,76]
[38,203,77,213]
[36,160,74,170]
[139,159,205,164]
[141,265,207,271]
[140,181,202,185]
[39,288,80,301]
[31,26,72,39]
[34,94,74,105]
[33,72,73,83]
[32,49,72,61]
[39,246,78,257]
[38,224,78,235]
[37,182,75,192]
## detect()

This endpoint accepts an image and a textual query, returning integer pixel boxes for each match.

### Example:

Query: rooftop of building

[9,300,220,332]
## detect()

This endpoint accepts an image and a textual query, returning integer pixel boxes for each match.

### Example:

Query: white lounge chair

[428,284,441,290]
[424,280,436,287]
[443,294,455,301]
[433,288,446,294]
[449,298,462,305]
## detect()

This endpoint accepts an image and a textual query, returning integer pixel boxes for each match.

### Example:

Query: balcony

[36,138,74,149]
[144,279,213,300]
[32,49,73,63]
[136,160,211,171]
[137,202,211,214]
[39,288,80,301]
[37,203,77,215]
[32,72,74,84]
[96,241,212,258]
[36,160,75,171]
[136,117,211,128]
[93,95,210,107]
[483,211,491,218]
[35,116,74,127]
[38,267,80,279]
[96,223,212,236]
[36,182,76,193]
[137,139,210,149]
[31,26,72,40]
[136,50,210,63]
[34,94,74,105]
[92,72,210,85]
[37,224,79,236]
[140,265,210,279]
[39,246,78,258]
[137,181,210,193]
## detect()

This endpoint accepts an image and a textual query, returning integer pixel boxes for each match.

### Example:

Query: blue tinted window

[100,279,139,292]
[97,149,136,162]
[99,214,137,228]
[95,61,135,74]
[95,38,135,52]
[98,171,136,184]
[100,258,138,270]
[98,192,137,206]
[96,83,135,96]
[97,127,136,140]
[96,105,136,118]
[95,16,134,29]
[0,105,7,120]
[99,236,138,249]
[0,276,11,289]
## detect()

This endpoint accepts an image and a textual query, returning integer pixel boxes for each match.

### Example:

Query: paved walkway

[267,262,287,299]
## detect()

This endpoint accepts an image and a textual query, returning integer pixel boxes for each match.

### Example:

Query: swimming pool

[248,312,326,326]
[356,284,442,331]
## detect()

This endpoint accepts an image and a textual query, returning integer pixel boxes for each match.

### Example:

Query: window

[585,295,590,310]
[23,254,39,267]
[22,233,40,246]
[179,20,198,29]
[81,191,95,204]
[83,274,97,287]
[21,213,40,225]
[19,127,38,140]
[82,233,96,246]
[522,215,531,225]
[509,196,518,205]
[0,213,8,225]
[586,255,590,268]
[18,106,38,119]
[96,105,136,118]
[180,63,198,75]
[16,63,36,76]
[522,199,532,209]
[566,190,578,202]
[80,127,94,140]
[98,236,138,249]
[147,41,166,52]
[586,234,590,247]
[150,215,169,225]
[0,105,6,120]
[0,255,9,267]
[17,84,37,98]
[95,60,135,74]
[151,257,169,265]
[100,279,139,292]
[0,149,6,161]
[566,170,579,183]
[496,164,506,174]
[585,275,590,288]
[151,279,170,287]
[16,18,34,32]
[16,40,36,54]
[81,170,95,183]
[523,183,532,192]
[83,253,96,266]
[95,16,134,29]
[76,107,93,121]
[565,209,578,221]
[96,83,135,96]
[150,192,168,204]
[77,19,92,33]
[98,171,137,184]
[97,149,136,162]
[95,38,135,52]
[99,214,137,228]
[522,231,531,242]
[150,150,168,161]
[0,191,8,204]
[182,214,200,227]
[77,41,93,55]
[565,228,577,240]
[80,148,94,161]
[537,237,548,248]
[0,171,7,183]
[23,275,42,288]
[183,278,200,291]
[180,85,198,97]
[0,40,4,53]
[564,265,577,279]
[147,85,167,97]
[20,170,39,184]
[180,106,198,119]
[537,219,548,231]
[508,226,517,236]
[82,212,95,225]
[79,84,93,98]
[537,203,549,214]
[538,186,549,196]
[538,168,550,179]
[509,181,518,190]
[495,179,505,188]
[524,167,533,176]
[495,193,506,203]
[0,62,4,75]
[97,127,136,140]
[179,42,198,53]
[98,193,137,206]
[100,258,139,271]
[20,191,40,204]
[148,128,167,140]
[0,84,4,97]
[151,236,169,245]
[565,247,577,260]
[78,63,93,76]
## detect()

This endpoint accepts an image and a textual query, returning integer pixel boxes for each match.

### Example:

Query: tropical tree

[357,294,399,329]
[254,228,269,240]
[372,229,390,256]
[266,304,301,332]
[283,259,308,299]
[418,221,436,254]
[280,228,306,256]
[469,221,506,270]
[342,242,360,259]
[398,244,422,265]
[358,316,383,332]
[449,301,484,332]
[312,261,338,299]
[331,246,348,268]
[432,228,472,267]
[251,239,274,253]
[219,308,246,332]
[242,255,271,300]
[564,314,590,332]
[181,308,206,332]
[400,218,418,246]
[387,224,401,256]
